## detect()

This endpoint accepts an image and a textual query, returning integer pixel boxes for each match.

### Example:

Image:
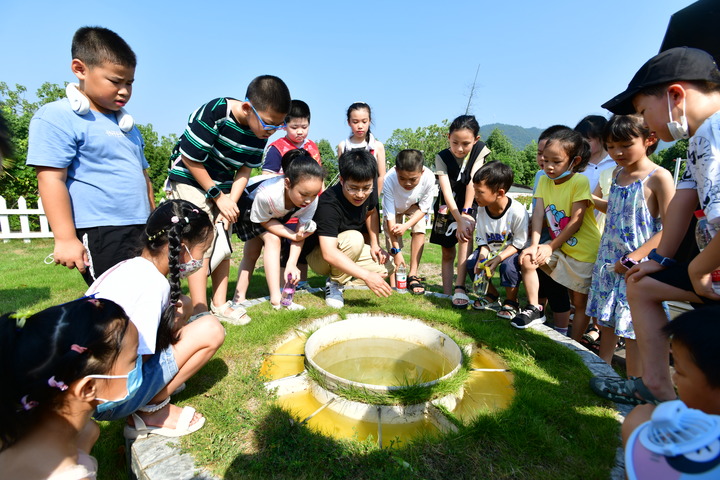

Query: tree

[655,139,689,180]
[0,82,177,209]
[384,121,449,168]
[317,138,338,185]
[485,128,537,186]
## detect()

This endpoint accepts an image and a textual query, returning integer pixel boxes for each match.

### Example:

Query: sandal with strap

[452,285,470,309]
[123,406,206,439]
[407,275,426,295]
[589,376,670,406]
[211,300,251,326]
[472,294,500,311]
[496,300,519,320]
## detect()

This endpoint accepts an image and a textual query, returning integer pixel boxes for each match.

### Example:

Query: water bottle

[693,210,720,294]
[473,271,490,296]
[281,273,296,306]
[396,264,407,293]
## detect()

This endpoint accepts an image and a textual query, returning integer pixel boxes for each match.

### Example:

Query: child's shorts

[648,262,720,306]
[92,345,179,422]
[466,248,522,288]
[539,248,593,294]
[384,210,427,250]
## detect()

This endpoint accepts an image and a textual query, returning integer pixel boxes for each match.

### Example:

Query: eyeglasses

[245,98,286,131]
[343,183,374,195]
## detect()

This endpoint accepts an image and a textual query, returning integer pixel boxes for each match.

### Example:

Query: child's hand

[53,238,89,272]
[688,259,720,300]
[614,260,628,275]
[286,266,301,285]
[294,230,313,242]
[394,253,406,268]
[474,255,487,274]
[535,244,552,265]
[371,245,389,265]
[215,195,239,224]
[456,216,475,242]
[391,223,409,236]
[486,256,502,273]
[625,259,664,283]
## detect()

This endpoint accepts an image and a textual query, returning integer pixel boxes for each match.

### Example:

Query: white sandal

[211,300,251,325]
[124,405,205,439]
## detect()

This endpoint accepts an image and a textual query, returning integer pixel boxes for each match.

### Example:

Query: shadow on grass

[175,358,229,400]
[0,286,52,312]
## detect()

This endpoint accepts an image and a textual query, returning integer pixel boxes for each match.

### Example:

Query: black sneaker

[510,305,546,329]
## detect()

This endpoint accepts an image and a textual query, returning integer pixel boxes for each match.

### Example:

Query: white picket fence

[0,195,52,242]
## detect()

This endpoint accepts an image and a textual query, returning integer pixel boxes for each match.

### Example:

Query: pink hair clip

[192,208,199,213]
[171,215,180,223]
[70,344,87,354]
[48,376,68,391]
[20,395,38,411]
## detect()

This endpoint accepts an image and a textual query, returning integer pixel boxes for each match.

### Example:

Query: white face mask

[667,92,689,141]
[179,245,203,278]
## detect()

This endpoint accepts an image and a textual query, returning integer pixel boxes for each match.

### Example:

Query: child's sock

[554,326,568,336]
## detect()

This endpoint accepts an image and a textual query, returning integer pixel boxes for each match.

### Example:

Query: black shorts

[648,262,720,307]
[75,224,145,286]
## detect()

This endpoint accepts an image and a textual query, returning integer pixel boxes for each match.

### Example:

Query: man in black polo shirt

[305,150,394,308]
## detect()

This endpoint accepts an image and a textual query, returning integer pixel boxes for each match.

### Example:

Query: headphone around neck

[65,83,134,133]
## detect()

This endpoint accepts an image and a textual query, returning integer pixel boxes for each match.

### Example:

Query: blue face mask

[90,355,143,413]
[553,159,576,180]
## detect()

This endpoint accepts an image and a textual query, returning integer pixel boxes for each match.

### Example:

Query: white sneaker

[325,280,344,308]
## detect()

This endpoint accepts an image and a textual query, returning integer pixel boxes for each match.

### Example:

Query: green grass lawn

[0,238,621,480]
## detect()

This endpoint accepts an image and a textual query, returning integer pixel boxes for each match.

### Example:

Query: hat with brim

[602,47,720,115]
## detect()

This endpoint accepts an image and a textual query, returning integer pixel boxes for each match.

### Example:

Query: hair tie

[148,228,166,242]
[70,344,87,354]
[48,376,68,391]
[20,395,38,411]
[192,208,199,213]
[171,215,180,223]
[14,316,27,330]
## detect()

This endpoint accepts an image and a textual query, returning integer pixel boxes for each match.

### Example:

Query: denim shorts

[93,345,179,421]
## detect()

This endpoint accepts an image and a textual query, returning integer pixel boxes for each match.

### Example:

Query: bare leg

[186,261,209,315]
[520,255,540,306]
[455,239,471,289]
[137,315,225,429]
[552,310,571,329]
[627,275,698,401]
[504,286,519,303]
[409,232,425,278]
[569,290,589,343]
[233,238,262,304]
[441,246,456,295]
[624,338,641,378]
[262,233,283,306]
[210,258,230,308]
[597,325,618,365]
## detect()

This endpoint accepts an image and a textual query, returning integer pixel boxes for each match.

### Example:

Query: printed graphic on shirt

[545,204,577,247]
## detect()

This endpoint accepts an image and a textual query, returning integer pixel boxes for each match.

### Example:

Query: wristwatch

[205,185,222,199]
[461,207,475,216]
[390,247,402,255]
[620,254,638,269]
[648,248,676,267]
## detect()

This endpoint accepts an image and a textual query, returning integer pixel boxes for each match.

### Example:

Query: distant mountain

[480,123,543,150]
[480,123,677,154]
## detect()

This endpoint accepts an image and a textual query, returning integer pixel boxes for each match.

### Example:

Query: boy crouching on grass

[467,161,529,320]
[382,149,437,295]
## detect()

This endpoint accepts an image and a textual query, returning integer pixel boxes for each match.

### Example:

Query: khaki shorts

[539,248,593,294]
[384,210,427,250]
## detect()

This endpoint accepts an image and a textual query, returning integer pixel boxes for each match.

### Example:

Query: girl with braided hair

[0,297,138,478]
[86,199,225,438]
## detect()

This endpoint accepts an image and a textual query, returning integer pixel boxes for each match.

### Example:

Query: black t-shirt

[303,183,377,252]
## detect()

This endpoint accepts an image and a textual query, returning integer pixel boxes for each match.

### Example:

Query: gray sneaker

[325,280,344,308]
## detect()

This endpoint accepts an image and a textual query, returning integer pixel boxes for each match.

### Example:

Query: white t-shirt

[249,176,318,225]
[474,198,529,252]
[580,155,615,194]
[381,166,437,217]
[680,110,720,225]
[86,257,170,355]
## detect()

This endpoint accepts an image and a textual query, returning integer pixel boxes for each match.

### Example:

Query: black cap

[602,47,720,115]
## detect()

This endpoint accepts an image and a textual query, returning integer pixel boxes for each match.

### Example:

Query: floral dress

[586,168,663,339]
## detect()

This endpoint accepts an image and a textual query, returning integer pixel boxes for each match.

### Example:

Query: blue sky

[0,0,695,148]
